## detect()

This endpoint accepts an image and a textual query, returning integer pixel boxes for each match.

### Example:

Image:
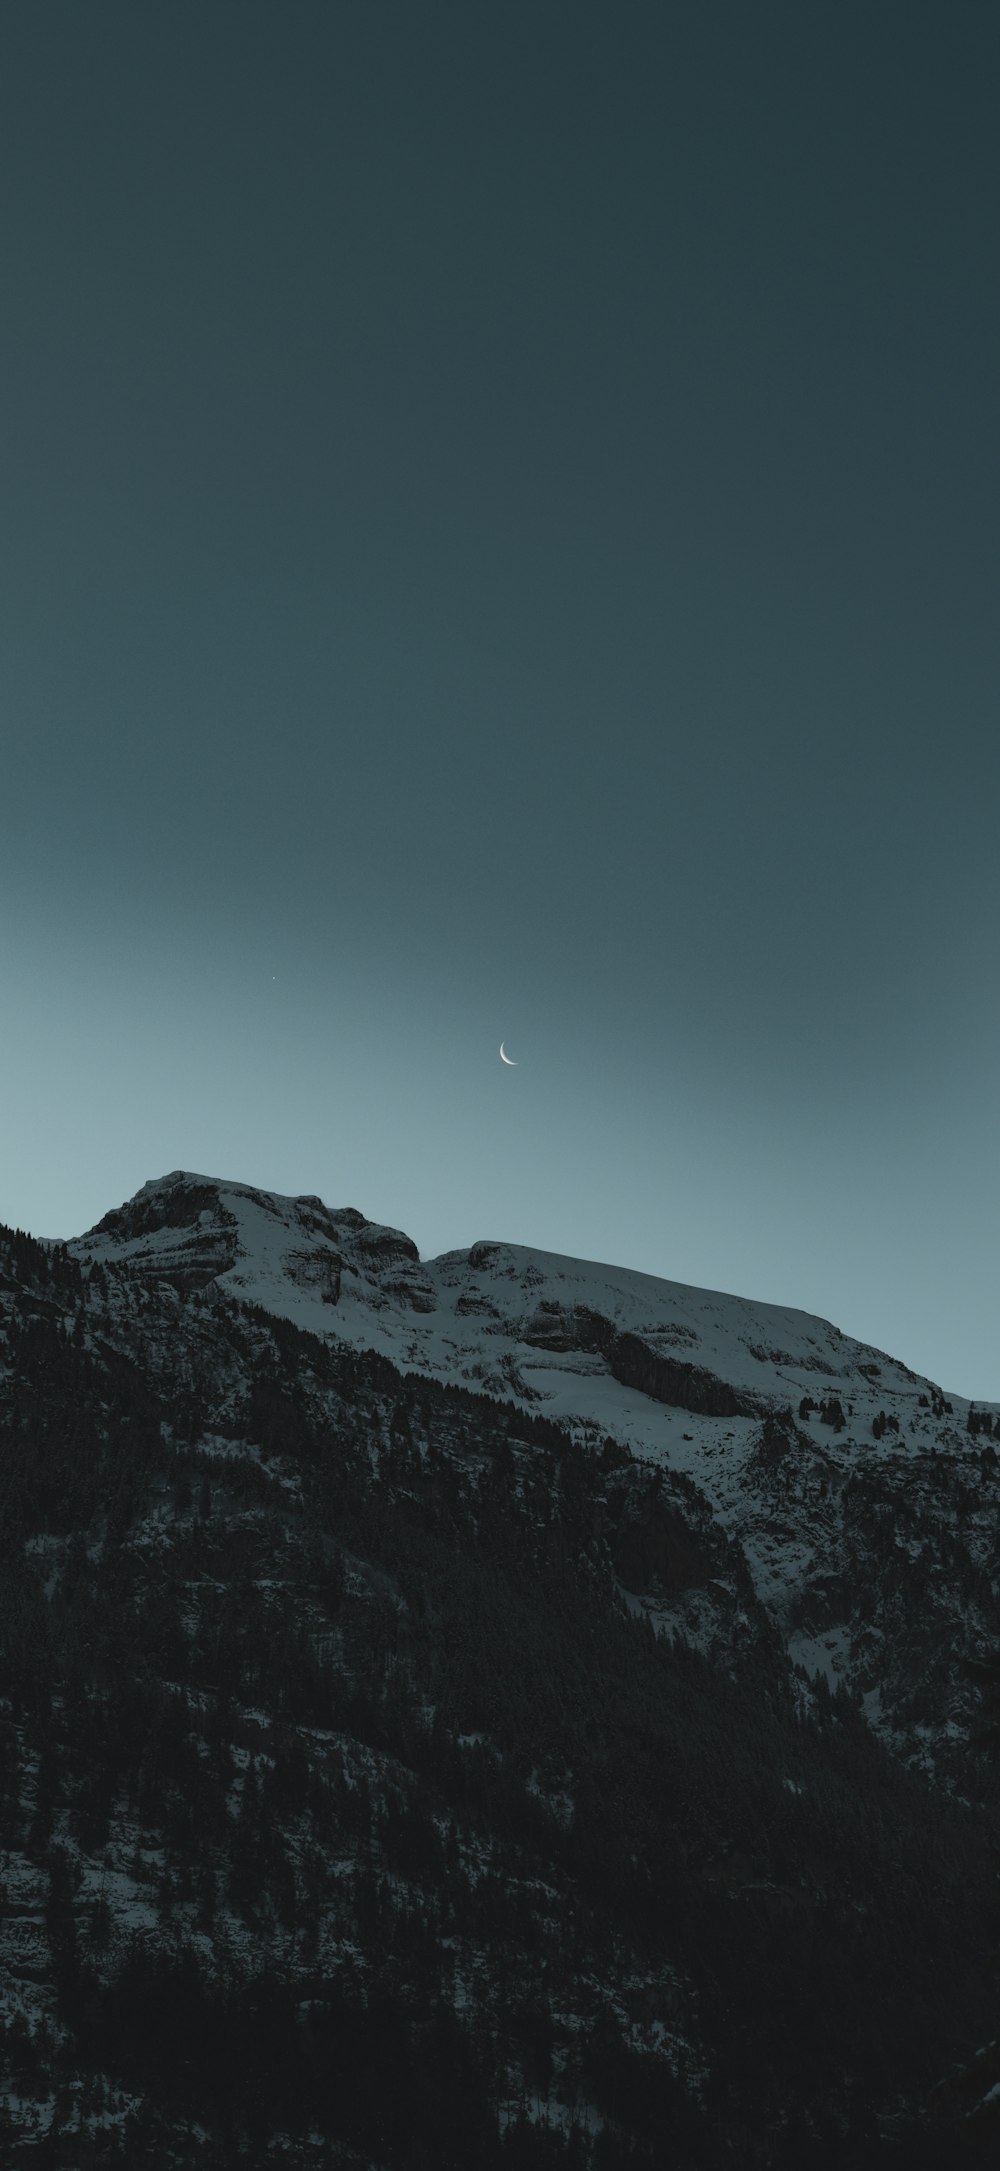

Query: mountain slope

[72,1171,1000,1781]
[1,1193,997,2166]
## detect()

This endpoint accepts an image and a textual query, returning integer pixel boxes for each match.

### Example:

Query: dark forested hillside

[0,1221,995,2166]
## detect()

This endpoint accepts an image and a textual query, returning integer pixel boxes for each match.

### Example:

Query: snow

[71,1170,948,1427]
[787,1628,852,1688]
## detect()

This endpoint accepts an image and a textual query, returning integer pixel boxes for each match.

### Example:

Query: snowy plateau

[0,1167,998,2169]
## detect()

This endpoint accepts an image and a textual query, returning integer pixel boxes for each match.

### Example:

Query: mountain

[0,1169,996,2167]
[75,1170,1000,1783]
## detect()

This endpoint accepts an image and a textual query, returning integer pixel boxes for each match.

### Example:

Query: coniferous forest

[0,1220,997,2166]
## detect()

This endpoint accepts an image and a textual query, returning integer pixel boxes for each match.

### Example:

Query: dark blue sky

[3,3,999,1394]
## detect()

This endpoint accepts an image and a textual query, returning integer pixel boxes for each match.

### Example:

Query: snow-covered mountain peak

[79,1169,422,1307]
[73,1171,953,1446]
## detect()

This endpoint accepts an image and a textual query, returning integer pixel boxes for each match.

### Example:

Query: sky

[1,2,998,1398]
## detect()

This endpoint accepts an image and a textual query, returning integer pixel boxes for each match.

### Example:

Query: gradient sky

[2,3,998,1396]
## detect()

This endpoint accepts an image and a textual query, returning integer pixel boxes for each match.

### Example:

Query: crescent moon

[499,1042,518,1065]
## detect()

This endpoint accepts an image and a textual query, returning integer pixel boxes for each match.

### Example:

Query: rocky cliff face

[82,1170,423,1303]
